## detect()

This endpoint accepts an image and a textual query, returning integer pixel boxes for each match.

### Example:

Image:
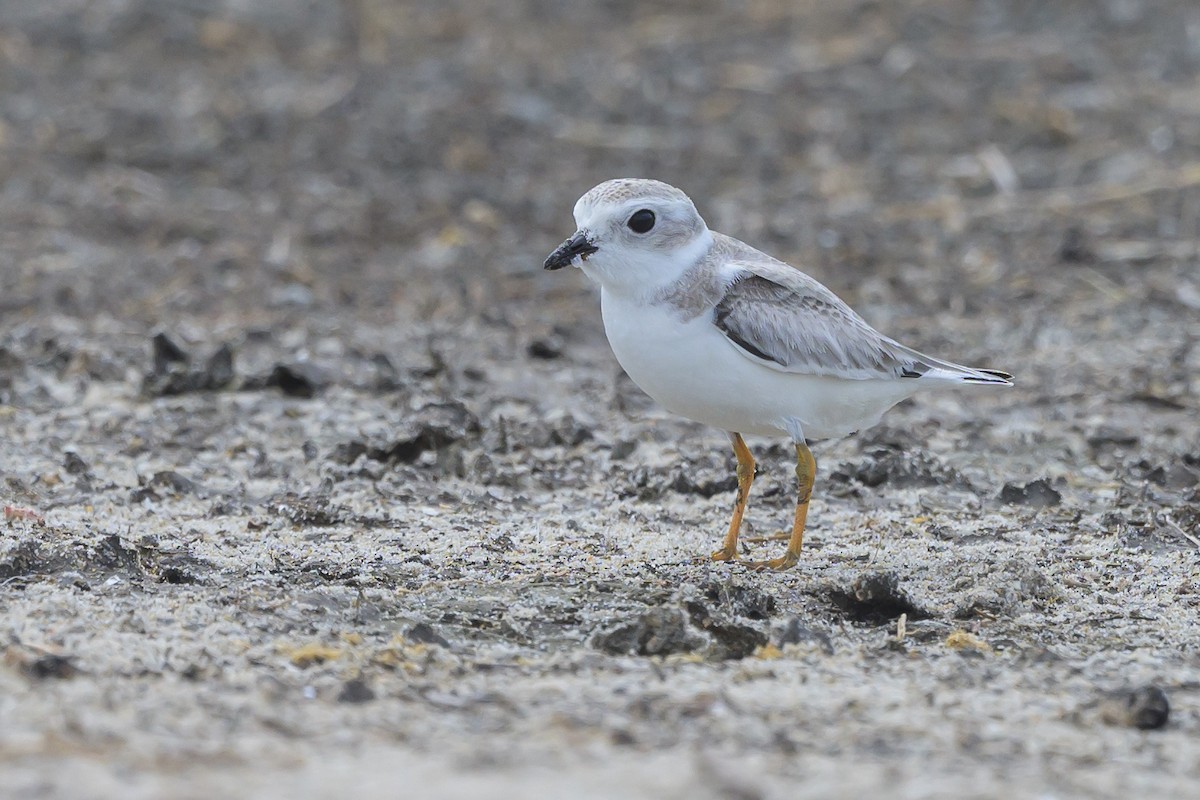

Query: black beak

[543,231,598,271]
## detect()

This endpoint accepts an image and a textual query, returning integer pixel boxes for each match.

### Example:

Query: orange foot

[710,546,739,562]
[746,552,800,571]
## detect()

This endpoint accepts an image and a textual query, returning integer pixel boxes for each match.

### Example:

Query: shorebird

[544,179,1011,569]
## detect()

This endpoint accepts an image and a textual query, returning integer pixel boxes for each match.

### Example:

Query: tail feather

[919,362,1013,386]
[889,339,1012,386]
[956,367,1013,385]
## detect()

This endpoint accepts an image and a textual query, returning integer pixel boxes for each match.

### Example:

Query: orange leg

[710,432,755,562]
[748,441,816,571]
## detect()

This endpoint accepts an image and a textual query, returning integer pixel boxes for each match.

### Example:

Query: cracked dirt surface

[2,1,1200,798]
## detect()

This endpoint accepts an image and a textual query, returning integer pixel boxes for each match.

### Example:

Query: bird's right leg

[711,432,755,562]
[747,440,815,571]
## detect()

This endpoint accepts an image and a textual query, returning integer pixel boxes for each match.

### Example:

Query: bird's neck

[587,229,715,302]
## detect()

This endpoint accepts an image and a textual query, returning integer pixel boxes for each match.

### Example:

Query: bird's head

[543,179,713,295]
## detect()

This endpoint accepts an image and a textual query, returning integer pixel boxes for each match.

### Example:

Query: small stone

[610,729,637,746]
[547,411,593,447]
[1086,427,1139,448]
[148,470,201,496]
[63,452,89,475]
[24,654,78,680]
[154,554,208,585]
[370,353,401,391]
[610,440,638,461]
[592,607,703,657]
[203,343,236,388]
[999,478,1062,507]
[527,336,563,359]
[1058,226,1094,263]
[405,622,451,648]
[337,678,376,704]
[143,336,236,396]
[1101,686,1170,730]
[265,362,325,398]
[1146,463,1199,490]
[665,469,737,498]
[151,332,189,373]
[331,440,369,465]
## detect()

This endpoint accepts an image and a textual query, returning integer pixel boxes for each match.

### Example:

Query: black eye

[627,209,656,233]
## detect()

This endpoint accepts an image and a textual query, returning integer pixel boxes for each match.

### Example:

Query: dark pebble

[610,439,638,461]
[665,469,737,498]
[204,343,236,388]
[406,622,451,648]
[63,451,89,475]
[1145,463,1199,490]
[330,440,368,465]
[144,335,237,396]
[1058,226,1094,263]
[87,534,143,576]
[154,554,209,585]
[151,332,189,373]
[1101,685,1170,730]
[593,607,703,657]
[548,413,594,447]
[149,470,201,496]
[999,478,1062,507]
[370,352,402,391]
[527,336,563,359]
[265,362,325,398]
[1086,428,1139,448]
[24,654,78,680]
[337,678,376,704]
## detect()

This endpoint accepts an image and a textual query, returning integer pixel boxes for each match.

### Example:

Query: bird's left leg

[711,432,755,562]
[748,440,815,571]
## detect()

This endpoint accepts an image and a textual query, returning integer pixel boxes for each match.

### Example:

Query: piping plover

[544,178,1012,570]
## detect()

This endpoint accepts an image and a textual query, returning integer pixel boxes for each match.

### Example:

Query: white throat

[580,228,714,300]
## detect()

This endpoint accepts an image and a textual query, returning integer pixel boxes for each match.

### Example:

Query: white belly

[600,290,918,440]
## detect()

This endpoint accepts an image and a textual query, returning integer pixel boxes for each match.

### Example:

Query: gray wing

[713,264,1010,383]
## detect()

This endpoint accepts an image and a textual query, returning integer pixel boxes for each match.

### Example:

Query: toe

[744,554,800,571]
[770,553,800,570]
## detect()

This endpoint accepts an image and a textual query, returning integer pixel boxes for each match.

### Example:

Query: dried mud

[2,1,1200,798]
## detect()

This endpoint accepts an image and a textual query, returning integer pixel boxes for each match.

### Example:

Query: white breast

[599,289,920,440]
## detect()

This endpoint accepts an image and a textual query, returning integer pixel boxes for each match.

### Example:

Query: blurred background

[2,0,1198,404]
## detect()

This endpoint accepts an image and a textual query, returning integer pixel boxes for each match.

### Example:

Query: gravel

[3,1,1200,797]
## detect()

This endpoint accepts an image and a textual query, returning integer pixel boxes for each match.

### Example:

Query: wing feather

[712,260,1009,383]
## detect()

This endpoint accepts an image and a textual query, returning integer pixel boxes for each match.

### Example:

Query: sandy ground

[3,1,1200,797]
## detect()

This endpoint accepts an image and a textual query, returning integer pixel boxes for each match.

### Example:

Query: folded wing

[712,261,1012,385]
